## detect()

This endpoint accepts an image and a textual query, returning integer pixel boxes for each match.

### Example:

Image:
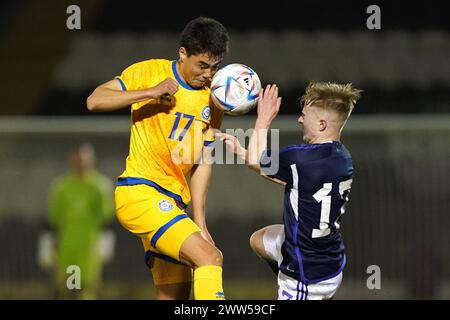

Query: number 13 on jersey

[312,179,353,238]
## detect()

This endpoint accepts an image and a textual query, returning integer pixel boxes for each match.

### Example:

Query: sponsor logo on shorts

[201,105,211,121]
[158,200,174,212]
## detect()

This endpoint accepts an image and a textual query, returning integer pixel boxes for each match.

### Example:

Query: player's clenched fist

[147,78,179,100]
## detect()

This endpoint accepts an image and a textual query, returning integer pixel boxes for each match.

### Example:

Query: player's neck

[310,135,340,144]
[175,60,187,84]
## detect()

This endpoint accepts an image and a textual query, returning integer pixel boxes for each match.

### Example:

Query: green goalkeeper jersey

[48,170,113,286]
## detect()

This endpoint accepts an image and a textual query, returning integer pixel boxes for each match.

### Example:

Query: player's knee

[249,229,264,254]
[205,245,223,266]
[194,242,223,267]
[180,233,223,267]
[215,248,224,265]
[249,231,257,251]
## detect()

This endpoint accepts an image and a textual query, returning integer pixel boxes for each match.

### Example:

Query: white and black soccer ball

[210,63,261,115]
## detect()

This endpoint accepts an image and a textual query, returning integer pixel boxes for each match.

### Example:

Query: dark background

[0,0,449,117]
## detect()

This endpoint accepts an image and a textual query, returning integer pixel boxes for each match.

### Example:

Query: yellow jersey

[115,59,223,207]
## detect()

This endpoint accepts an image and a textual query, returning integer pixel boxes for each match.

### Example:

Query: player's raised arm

[247,84,281,169]
[219,132,286,186]
[86,77,179,112]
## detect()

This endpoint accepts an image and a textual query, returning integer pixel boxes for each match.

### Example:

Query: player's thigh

[150,255,192,299]
[250,224,284,262]
[116,184,201,261]
[151,259,192,300]
[115,184,184,235]
[141,236,193,291]
[179,231,223,267]
[117,184,199,291]
[306,273,343,300]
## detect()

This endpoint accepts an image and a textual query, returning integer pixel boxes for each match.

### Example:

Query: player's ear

[319,119,327,132]
[179,47,188,63]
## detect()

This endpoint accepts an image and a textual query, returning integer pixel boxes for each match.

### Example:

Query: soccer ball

[210,63,261,115]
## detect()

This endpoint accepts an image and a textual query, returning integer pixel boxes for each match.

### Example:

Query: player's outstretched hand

[256,84,282,124]
[148,78,179,101]
[216,132,248,161]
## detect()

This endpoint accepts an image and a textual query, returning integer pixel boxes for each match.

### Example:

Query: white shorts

[262,224,343,300]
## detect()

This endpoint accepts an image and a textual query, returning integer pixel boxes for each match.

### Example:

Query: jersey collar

[171,60,197,91]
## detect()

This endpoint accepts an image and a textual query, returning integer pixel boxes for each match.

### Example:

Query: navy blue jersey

[260,141,353,284]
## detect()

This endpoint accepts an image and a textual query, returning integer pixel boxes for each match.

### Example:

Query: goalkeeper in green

[40,143,114,299]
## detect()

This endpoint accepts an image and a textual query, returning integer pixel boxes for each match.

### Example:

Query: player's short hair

[299,81,362,122]
[180,16,229,59]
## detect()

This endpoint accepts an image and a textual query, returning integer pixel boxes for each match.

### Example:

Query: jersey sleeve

[260,145,297,184]
[115,61,150,91]
[203,104,224,147]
